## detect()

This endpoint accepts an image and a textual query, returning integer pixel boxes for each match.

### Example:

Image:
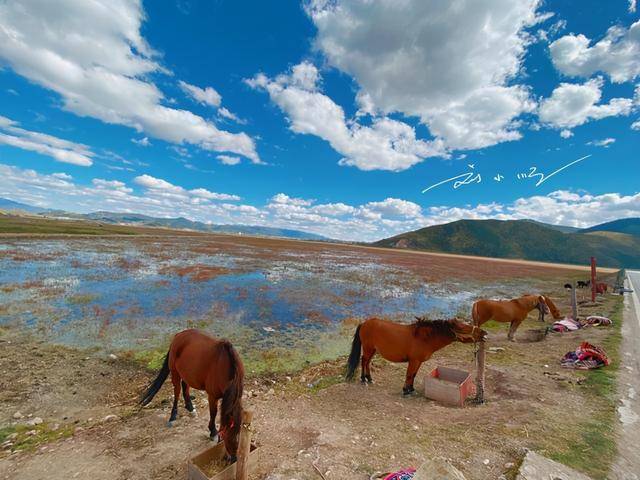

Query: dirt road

[611,271,640,479]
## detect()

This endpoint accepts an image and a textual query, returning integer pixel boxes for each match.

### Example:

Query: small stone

[12,411,23,420]
[285,376,292,382]
[27,417,43,426]
[504,462,515,469]
[108,354,117,361]
[102,415,118,423]
[51,423,60,431]
[25,430,37,436]
[267,388,275,395]
[483,459,490,466]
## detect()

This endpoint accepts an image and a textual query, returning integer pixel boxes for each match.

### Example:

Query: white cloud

[550,21,640,83]
[632,119,640,130]
[270,193,313,207]
[3,162,640,241]
[560,129,574,138]
[179,81,222,108]
[631,0,637,14]
[364,198,422,218]
[247,63,447,171]
[305,0,542,150]
[218,107,246,124]
[538,78,635,128]
[0,115,94,166]
[587,137,616,147]
[217,155,241,166]
[132,137,151,147]
[0,0,259,162]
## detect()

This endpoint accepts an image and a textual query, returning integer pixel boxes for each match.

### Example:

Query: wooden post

[591,256,597,302]
[235,410,253,480]
[571,285,578,320]
[475,341,486,404]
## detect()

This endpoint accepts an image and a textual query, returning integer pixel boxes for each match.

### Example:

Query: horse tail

[139,350,170,406]
[220,340,244,437]
[345,324,362,381]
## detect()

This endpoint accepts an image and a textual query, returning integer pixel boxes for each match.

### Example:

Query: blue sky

[0,0,639,240]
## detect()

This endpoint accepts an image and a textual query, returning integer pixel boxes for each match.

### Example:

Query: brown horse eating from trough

[471,294,553,342]
[139,329,244,461]
[345,317,486,395]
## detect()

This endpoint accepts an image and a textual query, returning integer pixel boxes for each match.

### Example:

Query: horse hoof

[209,433,219,442]
[167,420,175,428]
[189,409,198,418]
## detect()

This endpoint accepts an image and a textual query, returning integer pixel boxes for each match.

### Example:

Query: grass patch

[132,348,167,371]
[0,423,74,453]
[544,294,623,479]
[66,293,98,305]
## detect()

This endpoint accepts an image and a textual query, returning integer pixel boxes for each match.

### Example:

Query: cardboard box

[424,366,476,407]
[187,442,258,480]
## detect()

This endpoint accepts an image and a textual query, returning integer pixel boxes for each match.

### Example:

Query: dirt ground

[0,282,622,480]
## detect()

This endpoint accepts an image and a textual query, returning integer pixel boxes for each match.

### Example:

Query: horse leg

[207,393,219,442]
[182,381,196,416]
[507,320,522,341]
[364,348,375,383]
[402,360,421,395]
[168,371,181,426]
[361,347,375,383]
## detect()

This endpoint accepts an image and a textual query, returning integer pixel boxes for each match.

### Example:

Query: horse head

[536,295,551,321]
[450,318,487,343]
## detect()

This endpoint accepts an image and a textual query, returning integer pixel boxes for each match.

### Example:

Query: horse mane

[219,340,244,441]
[412,317,457,337]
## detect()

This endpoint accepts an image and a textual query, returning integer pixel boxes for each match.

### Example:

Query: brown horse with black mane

[139,329,244,461]
[471,294,559,341]
[346,317,486,395]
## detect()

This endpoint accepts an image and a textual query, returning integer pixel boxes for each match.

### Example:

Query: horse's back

[170,329,222,391]
[359,318,413,362]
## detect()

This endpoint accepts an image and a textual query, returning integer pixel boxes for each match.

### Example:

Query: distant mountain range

[0,198,329,241]
[0,198,51,214]
[374,218,640,269]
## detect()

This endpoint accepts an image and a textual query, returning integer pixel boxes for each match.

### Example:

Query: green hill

[580,218,640,236]
[374,219,640,268]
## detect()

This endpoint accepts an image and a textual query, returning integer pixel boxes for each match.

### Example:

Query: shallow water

[0,238,531,356]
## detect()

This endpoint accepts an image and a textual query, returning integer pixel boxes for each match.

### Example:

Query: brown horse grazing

[139,329,244,461]
[345,317,486,395]
[472,295,551,341]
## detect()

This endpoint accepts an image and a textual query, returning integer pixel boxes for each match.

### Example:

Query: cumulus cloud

[587,137,616,147]
[217,155,241,166]
[538,78,635,128]
[0,115,94,166]
[305,0,541,150]
[632,119,640,130]
[550,21,640,83]
[560,129,574,138]
[133,174,240,201]
[0,0,260,162]
[3,162,640,241]
[247,63,447,171]
[631,0,637,14]
[131,137,151,147]
[179,81,222,108]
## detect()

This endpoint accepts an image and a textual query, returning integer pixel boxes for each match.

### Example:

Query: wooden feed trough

[188,410,256,480]
[424,366,476,407]
[187,443,258,480]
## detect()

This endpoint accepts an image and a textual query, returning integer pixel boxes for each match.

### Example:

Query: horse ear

[415,316,421,321]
